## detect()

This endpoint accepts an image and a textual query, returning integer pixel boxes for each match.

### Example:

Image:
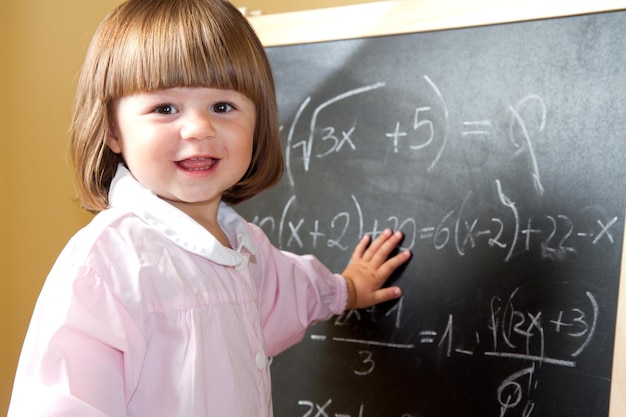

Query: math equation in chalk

[287,286,598,417]
[282,76,548,198]
[248,188,618,264]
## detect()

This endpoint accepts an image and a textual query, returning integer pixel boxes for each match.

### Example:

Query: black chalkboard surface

[237,9,626,417]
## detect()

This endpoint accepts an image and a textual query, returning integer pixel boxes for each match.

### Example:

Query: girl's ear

[106,127,123,154]
[106,101,123,154]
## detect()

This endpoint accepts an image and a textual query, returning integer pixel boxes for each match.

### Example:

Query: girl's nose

[180,110,216,141]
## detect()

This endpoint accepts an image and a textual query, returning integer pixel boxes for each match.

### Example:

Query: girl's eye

[212,102,234,113]
[154,104,178,114]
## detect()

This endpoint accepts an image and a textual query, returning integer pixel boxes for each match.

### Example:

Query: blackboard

[237,7,626,417]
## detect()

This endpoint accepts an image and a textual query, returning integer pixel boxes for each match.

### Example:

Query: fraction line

[333,337,415,349]
[484,351,575,367]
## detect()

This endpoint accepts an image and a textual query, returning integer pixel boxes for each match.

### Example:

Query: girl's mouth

[177,157,217,171]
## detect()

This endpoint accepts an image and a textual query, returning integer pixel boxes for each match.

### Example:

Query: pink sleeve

[247,224,348,356]
[8,265,143,417]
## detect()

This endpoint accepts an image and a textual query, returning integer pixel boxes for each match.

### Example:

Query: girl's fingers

[365,230,404,265]
[377,249,412,279]
[357,230,389,261]
[351,229,410,277]
[373,286,403,304]
[351,234,371,261]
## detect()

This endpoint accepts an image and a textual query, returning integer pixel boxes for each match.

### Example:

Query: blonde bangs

[101,0,267,105]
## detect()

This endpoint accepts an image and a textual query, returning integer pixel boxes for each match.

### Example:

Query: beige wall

[234,0,380,14]
[0,1,381,414]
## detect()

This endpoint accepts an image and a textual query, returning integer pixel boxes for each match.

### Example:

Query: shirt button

[256,352,267,369]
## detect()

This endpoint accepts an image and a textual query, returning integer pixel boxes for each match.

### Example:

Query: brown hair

[69,0,283,213]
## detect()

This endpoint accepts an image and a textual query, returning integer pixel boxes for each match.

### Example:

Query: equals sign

[419,330,437,344]
[419,227,435,239]
[461,120,492,137]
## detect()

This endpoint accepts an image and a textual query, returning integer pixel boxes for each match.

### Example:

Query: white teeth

[179,157,216,171]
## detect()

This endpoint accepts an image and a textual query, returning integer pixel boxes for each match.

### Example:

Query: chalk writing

[498,365,537,417]
[281,77,548,197]
[298,400,364,417]
[250,187,619,263]
[300,286,599,416]
[285,82,386,186]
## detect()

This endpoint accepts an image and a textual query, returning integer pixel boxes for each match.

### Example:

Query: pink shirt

[8,165,348,417]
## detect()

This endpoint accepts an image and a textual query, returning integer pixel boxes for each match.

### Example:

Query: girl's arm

[251,224,410,356]
[8,268,137,417]
[342,228,411,310]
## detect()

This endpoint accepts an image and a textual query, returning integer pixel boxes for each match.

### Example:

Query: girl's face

[108,87,255,219]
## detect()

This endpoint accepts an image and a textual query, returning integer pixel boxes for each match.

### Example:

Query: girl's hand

[342,229,411,310]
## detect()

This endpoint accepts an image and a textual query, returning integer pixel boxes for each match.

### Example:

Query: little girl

[8,0,411,416]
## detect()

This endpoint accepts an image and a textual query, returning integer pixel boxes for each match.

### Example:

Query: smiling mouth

[177,157,218,171]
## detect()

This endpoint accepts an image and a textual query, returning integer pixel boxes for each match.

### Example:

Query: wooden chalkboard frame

[247,0,626,47]
[247,1,626,415]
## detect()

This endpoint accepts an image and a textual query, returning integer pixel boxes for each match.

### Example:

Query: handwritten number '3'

[354,350,375,376]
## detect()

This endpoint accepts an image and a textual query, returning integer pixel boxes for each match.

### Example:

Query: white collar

[108,164,255,269]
